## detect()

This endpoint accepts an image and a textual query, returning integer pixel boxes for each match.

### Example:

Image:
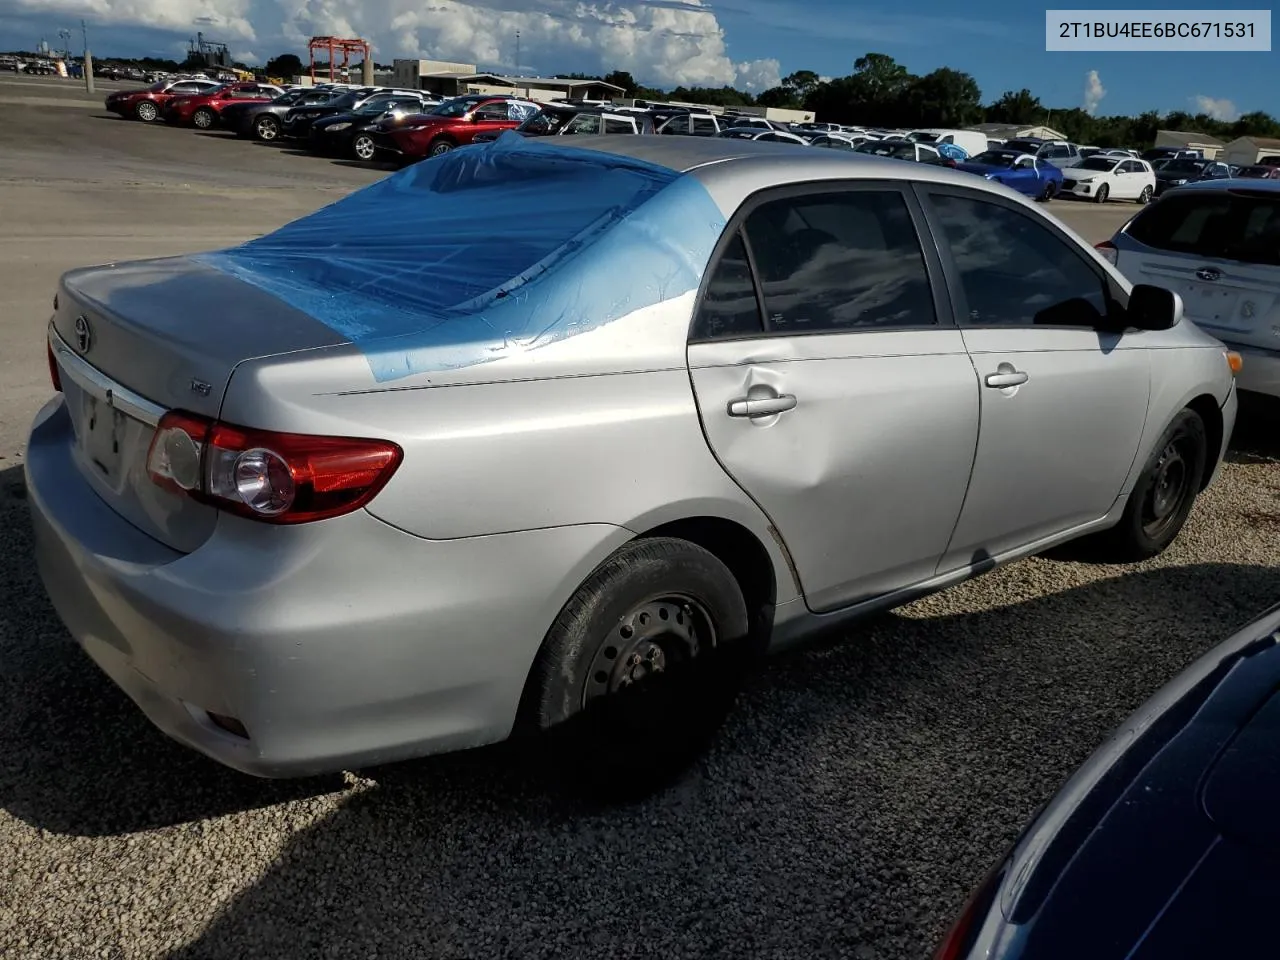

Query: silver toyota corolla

[27,135,1240,791]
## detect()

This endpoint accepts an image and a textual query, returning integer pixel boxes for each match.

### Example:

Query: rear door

[1113,188,1280,354]
[918,185,1151,568]
[687,182,980,612]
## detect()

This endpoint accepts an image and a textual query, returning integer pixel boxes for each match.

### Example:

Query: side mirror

[1127,283,1183,330]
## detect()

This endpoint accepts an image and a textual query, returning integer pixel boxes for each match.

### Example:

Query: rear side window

[603,117,634,134]
[691,231,763,340]
[1127,193,1280,266]
[742,190,936,334]
[692,117,717,136]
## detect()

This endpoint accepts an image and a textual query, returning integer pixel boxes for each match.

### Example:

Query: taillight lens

[47,342,62,392]
[145,410,402,524]
[1095,240,1118,265]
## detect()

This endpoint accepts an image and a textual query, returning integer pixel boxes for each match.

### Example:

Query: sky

[0,0,1271,119]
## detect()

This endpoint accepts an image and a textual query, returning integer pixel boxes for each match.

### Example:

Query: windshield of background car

[971,151,1018,167]
[518,110,571,134]
[1127,192,1280,266]
[1079,157,1120,172]
[1162,159,1206,176]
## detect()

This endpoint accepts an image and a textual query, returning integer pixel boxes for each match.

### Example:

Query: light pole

[81,19,94,93]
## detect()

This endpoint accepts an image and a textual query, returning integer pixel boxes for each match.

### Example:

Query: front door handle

[984,371,1029,388]
[727,394,798,418]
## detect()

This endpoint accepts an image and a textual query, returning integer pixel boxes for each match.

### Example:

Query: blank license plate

[82,394,126,480]
[1184,284,1241,328]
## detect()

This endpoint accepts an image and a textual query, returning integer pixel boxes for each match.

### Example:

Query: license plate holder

[82,393,126,481]
[1184,283,1241,329]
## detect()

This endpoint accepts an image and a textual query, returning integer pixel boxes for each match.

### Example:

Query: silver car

[27,137,1240,792]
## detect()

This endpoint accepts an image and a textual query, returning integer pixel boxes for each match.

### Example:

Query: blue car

[956,149,1064,201]
[937,600,1280,960]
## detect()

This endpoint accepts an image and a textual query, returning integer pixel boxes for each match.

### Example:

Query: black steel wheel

[522,537,754,798]
[1083,408,1207,562]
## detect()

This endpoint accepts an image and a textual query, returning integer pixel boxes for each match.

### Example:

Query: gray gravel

[2,83,1279,959]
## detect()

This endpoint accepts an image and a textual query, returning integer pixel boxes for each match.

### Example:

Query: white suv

[1100,179,1280,397]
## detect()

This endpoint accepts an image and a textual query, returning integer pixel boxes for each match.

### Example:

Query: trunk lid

[1113,186,1280,353]
[51,256,349,553]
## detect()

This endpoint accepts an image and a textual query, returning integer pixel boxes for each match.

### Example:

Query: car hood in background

[956,161,1007,176]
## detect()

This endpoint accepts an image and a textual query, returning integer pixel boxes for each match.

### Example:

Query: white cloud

[1083,69,1105,115]
[234,50,259,64]
[23,0,757,89]
[1191,94,1238,121]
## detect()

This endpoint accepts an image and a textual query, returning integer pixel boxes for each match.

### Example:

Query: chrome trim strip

[49,325,167,427]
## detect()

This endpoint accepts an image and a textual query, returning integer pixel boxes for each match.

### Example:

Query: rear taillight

[145,410,402,524]
[47,342,61,392]
[933,860,1007,960]
[1094,240,1118,265]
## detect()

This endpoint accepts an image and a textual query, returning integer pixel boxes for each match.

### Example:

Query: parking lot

[1,74,1278,960]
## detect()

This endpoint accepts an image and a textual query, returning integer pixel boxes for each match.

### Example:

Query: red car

[104,77,221,122]
[163,82,285,129]
[371,95,541,161]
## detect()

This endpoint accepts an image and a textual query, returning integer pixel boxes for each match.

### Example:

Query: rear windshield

[1127,192,1280,265]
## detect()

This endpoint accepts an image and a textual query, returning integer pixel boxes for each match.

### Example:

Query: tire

[428,138,456,157]
[1038,181,1056,202]
[192,107,215,130]
[521,537,753,798]
[253,115,280,141]
[1094,182,1109,203]
[1087,409,1207,562]
[352,133,377,161]
[1138,185,1153,204]
[134,101,158,122]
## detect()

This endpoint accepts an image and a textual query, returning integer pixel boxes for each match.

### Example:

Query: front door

[687,183,980,613]
[918,186,1151,571]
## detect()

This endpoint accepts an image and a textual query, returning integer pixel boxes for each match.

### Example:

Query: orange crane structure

[308,35,372,84]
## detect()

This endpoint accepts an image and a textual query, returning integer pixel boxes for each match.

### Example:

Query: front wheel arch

[1185,393,1224,490]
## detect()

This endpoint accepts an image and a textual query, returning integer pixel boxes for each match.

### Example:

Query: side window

[690,231,763,341]
[692,116,717,136]
[659,116,685,135]
[927,192,1110,328]
[564,114,602,135]
[474,101,508,121]
[603,117,634,134]
[1046,145,1070,159]
[742,189,936,334]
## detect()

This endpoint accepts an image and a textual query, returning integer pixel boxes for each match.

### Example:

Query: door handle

[727,394,798,418]
[984,371,1029,388]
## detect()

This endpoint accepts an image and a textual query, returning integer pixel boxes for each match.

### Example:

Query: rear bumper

[1222,341,1280,399]
[26,396,630,778]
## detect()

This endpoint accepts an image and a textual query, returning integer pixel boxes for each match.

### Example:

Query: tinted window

[474,102,509,120]
[928,192,1109,327]
[603,117,634,134]
[692,116,717,136]
[691,231,762,340]
[659,116,686,135]
[742,190,936,334]
[1126,193,1280,266]
[1045,145,1070,159]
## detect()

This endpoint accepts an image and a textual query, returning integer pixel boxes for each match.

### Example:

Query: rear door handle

[727,394,798,417]
[984,371,1029,388]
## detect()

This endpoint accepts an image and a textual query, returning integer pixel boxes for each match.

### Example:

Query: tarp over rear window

[195,133,726,381]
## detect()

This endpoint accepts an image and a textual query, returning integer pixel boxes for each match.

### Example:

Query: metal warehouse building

[1222,136,1280,166]
[391,60,624,102]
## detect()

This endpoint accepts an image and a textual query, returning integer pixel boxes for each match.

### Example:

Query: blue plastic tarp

[196,133,727,381]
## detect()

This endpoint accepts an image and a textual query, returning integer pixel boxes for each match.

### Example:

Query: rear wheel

[521,537,753,798]
[1085,409,1207,562]
[428,138,456,157]
[1094,182,1110,203]
[134,101,158,122]
[253,115,280,141]
[352,133,377,161]
[192,107,216,130]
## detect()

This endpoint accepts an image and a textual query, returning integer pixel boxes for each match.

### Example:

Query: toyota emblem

[1196,267,1221,282]
[73,315,91,353]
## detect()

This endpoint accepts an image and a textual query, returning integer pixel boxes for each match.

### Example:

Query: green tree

[781,69,821,101]
[264,53,302,78]
[603,70,637,96]
[755,85,801,109]
[986,88,1042,124]
[901,67,982,127]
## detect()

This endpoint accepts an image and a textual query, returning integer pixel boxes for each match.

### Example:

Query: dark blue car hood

[956,162,1006,176]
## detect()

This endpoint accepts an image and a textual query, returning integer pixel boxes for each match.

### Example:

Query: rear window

[1127,192,1280,266]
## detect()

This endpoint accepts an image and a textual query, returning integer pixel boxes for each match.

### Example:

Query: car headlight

[326,122,351,132]
[1072,175,1095,182]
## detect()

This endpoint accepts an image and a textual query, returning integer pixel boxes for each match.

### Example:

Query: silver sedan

[27,136,1240,793]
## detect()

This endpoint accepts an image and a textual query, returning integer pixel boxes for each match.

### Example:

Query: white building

[1222,136,1280,166]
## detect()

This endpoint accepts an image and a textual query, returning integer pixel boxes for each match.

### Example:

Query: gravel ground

[1,80,1278,959]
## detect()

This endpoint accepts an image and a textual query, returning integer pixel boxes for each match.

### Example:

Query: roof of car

[1162,179,1280,194]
